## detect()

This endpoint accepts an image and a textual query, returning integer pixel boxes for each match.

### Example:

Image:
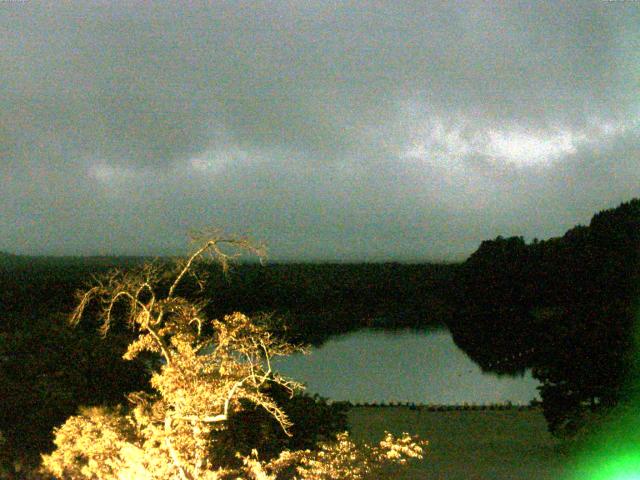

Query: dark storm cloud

[1,1,639,258]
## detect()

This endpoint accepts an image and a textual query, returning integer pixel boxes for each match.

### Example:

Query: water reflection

[272,329,541,405]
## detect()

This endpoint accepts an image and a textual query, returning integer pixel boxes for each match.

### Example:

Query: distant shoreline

[345,403,540,411]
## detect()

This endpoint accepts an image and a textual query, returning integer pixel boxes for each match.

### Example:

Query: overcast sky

[2,1,639,261]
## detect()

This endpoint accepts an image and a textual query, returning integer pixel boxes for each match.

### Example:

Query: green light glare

[587,453,640,480]
[564,305,640,480]
[565,425,640,479]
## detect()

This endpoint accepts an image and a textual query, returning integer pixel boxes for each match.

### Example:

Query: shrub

[40,235,427,479]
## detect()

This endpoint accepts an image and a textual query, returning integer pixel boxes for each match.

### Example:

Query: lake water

[272,329,541,405]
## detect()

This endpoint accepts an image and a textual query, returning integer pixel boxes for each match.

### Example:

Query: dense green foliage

[449,198,640,437]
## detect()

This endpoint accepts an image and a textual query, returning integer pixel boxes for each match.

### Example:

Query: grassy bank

[347,406,576,479]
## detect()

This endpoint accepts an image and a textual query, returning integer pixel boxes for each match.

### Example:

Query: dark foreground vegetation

[1,198,640,474]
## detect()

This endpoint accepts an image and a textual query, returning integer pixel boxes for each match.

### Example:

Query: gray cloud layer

[2,1,639,260]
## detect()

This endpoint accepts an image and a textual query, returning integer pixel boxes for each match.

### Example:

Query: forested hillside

[449,198,640,436]
[1,258,454,342]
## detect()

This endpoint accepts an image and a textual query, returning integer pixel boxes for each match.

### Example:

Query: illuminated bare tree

[41,235,426,480]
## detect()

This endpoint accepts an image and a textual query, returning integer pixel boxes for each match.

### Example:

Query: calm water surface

[272,329,541,405]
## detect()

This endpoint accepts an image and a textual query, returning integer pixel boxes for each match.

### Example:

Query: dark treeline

[200,262,456,344]
[448,198,640,437]
[1,257,456,342]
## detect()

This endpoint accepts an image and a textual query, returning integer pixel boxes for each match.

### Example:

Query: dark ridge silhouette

[447,197,640,437]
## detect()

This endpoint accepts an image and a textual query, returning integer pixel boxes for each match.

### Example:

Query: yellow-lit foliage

[41,235,427,479]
